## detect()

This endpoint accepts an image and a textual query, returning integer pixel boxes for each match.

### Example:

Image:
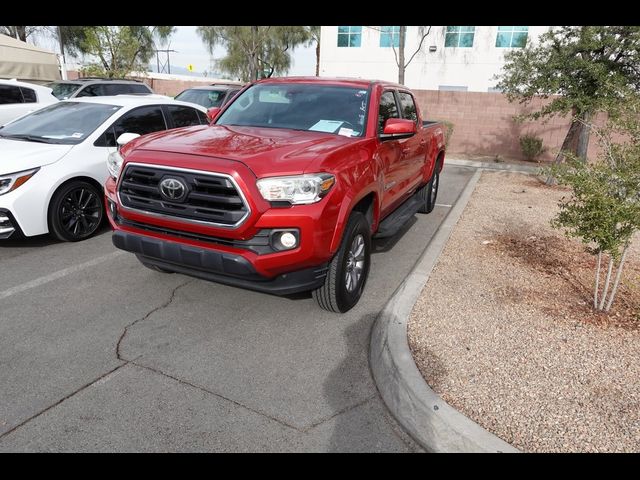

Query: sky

[30,26,318,77]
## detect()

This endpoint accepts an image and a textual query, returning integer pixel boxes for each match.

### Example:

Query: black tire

[136,255,175,274]
[313,211,371,313]
[418,164,440,214]
[48,180,104,242]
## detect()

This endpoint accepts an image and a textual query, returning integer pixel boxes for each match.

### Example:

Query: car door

[91,105,168,180]
[0,84,29,126]
[396,91,428,190]
[376,89,411,216]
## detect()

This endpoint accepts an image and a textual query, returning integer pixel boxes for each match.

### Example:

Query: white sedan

[0,95,208,241]
[0,79,58,126]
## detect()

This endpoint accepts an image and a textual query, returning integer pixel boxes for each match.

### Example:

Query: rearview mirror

[380,118,416,141]
[116,132,141,149]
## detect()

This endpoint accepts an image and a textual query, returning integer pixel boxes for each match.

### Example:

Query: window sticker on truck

[309,119,345,133]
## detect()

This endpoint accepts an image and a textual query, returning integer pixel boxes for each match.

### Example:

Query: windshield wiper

[0,134,62,144]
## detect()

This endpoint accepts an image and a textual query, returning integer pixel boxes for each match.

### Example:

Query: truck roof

[254,76,407,90]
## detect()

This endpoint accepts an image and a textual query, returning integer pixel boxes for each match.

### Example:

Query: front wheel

[418,166,439,214]
[313,212,371,313]
[48,181,104,242]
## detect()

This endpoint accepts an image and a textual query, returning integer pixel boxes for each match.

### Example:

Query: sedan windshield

[175,89,227,108]
[0,102,122,145]
[216,84,370,137]
[47,82,82,100]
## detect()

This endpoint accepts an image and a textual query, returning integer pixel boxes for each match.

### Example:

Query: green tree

[548,100,640,312]
[307,26,320,76]
[497,26,640,172]
[197,26,310,82]
[68,26,174,78]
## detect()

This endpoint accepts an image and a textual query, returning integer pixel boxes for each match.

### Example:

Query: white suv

[0,79,58,126]
[0,95,208,241]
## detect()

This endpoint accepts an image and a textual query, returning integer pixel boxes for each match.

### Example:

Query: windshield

[0,101,122,145]
[216,84,370,137]
[175,89,227,108]
[47,82,82,100]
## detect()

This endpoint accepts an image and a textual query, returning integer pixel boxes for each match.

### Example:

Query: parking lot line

[0,251,124,301]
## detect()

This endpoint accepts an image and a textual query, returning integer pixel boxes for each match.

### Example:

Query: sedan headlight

[256,174,335,205]
[107,150,124,180]
[0,168,40,196]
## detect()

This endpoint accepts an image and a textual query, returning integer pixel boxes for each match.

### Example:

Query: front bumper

[113,230,328,295]
[0,209,20,239]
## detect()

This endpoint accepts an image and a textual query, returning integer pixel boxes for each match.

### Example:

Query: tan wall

[413,89,603,162]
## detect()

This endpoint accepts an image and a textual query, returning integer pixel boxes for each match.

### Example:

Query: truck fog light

[271,229,299,251]
[280,232,297,249]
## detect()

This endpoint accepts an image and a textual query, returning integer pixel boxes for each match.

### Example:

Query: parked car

[46,78,154,100]
[106,77,446,312]
[174,84,244,120]
[0,95,208,242]
[0,79,58,126]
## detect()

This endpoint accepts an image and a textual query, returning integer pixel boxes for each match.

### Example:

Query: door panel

[376,90,405,216]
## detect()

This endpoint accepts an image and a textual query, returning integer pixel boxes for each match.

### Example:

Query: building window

[444,26,475,48]
[496,26,528,48]
[380,26,401,48]
[438,85,468,92]
[337,26,362,47]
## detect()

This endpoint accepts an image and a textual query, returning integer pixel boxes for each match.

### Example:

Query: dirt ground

[407,171,640,452]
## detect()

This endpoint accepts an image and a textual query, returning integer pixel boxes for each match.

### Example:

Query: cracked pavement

[0,165,474,452]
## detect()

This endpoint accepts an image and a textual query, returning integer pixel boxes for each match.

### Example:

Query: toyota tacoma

[105,77,445,312]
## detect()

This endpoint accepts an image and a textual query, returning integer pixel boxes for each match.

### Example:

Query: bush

[519,133,546,161]
[436,120,454,148]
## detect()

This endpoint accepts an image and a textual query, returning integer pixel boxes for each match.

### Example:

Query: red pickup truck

[105,77,445,312]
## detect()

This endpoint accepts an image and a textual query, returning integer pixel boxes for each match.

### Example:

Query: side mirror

[116,132,140,150]
[207,107,221,123]
[380,118,416,141]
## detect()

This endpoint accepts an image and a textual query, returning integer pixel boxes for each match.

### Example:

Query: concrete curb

[370,169,519,453]
[446,157,541,174]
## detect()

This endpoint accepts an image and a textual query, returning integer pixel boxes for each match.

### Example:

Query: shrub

[519,133,546,161]
[437,120,454,148]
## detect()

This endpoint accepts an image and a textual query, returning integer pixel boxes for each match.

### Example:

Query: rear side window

[0,85,24,104]
[127,83,152,94]
[20,87,37,103]
[96,105,167,147]
[103,83,151,95]
[196,109,209,124]
[378,91,399,133]
[397,92,418,123]
[167,105,205,128]
[76,84,105,97]
[223,89,241,105]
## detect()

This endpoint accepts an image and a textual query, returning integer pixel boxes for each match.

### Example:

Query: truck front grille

[118,164,250,228]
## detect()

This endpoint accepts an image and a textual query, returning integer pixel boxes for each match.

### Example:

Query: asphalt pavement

[0,164,474,452]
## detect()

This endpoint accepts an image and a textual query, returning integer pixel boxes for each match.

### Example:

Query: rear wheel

[418,165,440,214]
[313,212,371,313]
[48,181,104,242]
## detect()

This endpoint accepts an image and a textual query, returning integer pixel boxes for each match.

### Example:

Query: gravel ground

[407,171,640,453]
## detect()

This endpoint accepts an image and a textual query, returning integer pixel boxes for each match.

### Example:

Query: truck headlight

[256,174,335,205]
[0,168,39,196]
[107,150,124,180]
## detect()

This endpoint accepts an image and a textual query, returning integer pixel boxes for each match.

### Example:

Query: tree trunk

[398,26,406,85]
[598,255,614,311]
[575,111,592,161]
[605,245,630,312]
[16,26,27,42]
[545,117,581,185]
[250,26,259,82]
[594,251,601,309]
[315,40,320,76]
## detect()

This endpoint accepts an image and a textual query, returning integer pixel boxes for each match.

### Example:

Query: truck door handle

[419,139,428,146]
[401,147,411,154]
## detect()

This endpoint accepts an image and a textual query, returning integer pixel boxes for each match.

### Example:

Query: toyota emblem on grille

[160,177,187,201]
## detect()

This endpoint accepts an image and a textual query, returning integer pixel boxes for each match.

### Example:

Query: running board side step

[373,193,424,239]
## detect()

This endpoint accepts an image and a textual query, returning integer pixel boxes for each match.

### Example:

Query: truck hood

[133,124,357,177]
[0,138,73,175]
